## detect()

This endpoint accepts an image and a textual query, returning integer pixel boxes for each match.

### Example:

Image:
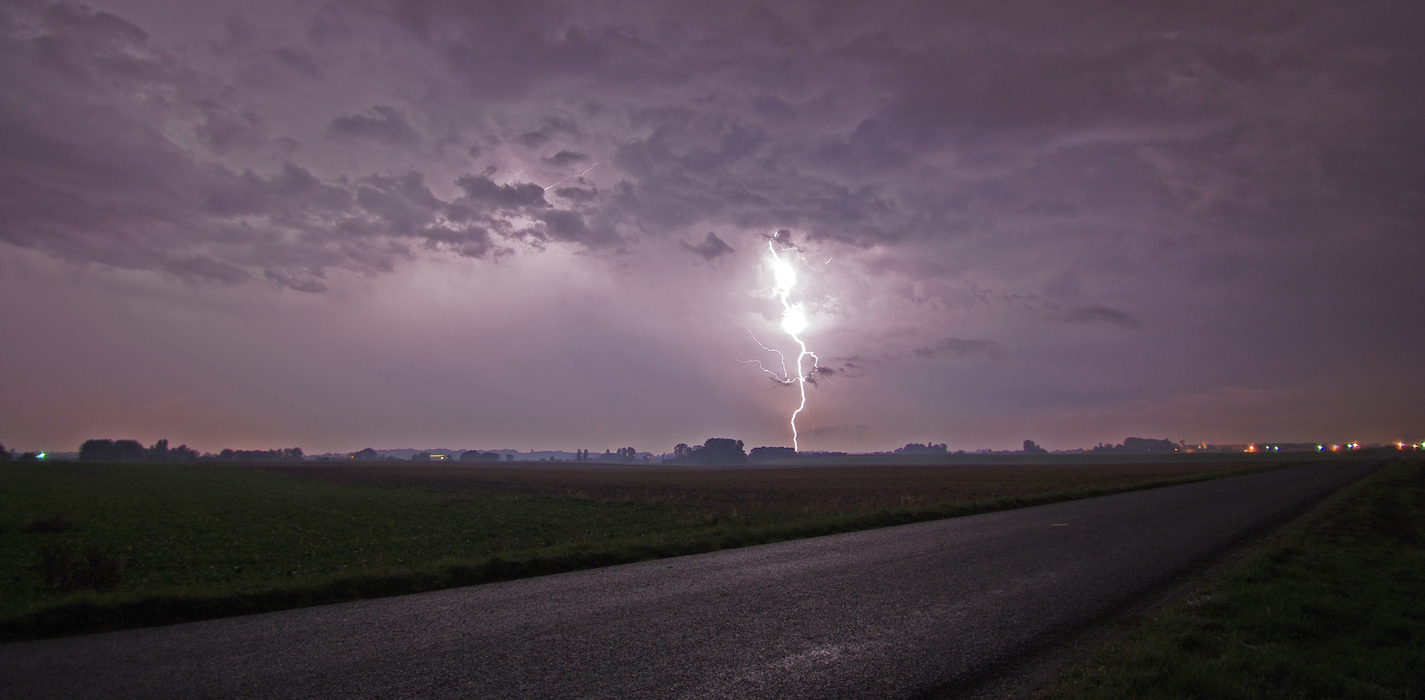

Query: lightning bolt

[754,239,819,451]
[543,163,600,191]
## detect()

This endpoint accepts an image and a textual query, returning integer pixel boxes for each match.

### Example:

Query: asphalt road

[1,460,1379,699]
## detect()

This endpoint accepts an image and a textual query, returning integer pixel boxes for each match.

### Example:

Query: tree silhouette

[672,438,746,465]
[79,439,146,462]
[748,446,796,462]
[1091,437,1178,454]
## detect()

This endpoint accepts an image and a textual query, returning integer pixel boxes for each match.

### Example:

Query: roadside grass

[1042,459,1425,700]
[2,460,1289,641]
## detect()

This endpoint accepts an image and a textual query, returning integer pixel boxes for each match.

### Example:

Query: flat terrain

[262,460,1278,518]
[0,458,1287,639]
[0,460,1380,699]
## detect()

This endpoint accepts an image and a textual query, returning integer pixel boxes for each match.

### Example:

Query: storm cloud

[683,232,735,261]
[1,0,1421,453]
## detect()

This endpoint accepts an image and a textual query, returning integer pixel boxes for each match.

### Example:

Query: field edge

[1035,459,1424,700]
[1,463,1286,643]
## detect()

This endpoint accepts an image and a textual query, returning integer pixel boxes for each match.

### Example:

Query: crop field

[263,460,1277,519]
[1,458,1289,640]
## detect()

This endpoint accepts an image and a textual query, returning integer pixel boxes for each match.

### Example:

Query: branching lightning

[742,239,820,451]
[543,163,600,191]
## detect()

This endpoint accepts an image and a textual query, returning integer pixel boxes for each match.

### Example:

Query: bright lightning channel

[765,240,819,451]
[543,163,600,191]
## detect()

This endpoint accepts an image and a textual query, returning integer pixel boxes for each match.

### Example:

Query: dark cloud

[537,209,589,241]
[326,105,421,146]
[454,175,547,209]
[1044,305,1142,329]
[543,150,590,166]
[552,186,598,203]
[194,101,267,153]
[913,339,1007,361]
[531,209,618,246]
[517,118,581,149]
[831,358,869,379]
[803,364,842,386]
[163,256,252,285]
[2,0,1422,451]
[353,172,443,236]
[263,268,328,293]
[390,0,677,99]
[10,0,1419,290]
[682,232,734,260]
[269,46,320,78]
[420,224,502,259]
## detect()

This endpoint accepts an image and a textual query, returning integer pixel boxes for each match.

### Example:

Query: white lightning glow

[543,163,601,191]
[781,304,808,335]
[763,239,819,451]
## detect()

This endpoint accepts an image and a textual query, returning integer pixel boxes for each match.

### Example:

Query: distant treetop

[78,439,200,462]
[1092,437,1180,454]
[893,442,948,455]
[669,438,746,465]
[748,446,796,462]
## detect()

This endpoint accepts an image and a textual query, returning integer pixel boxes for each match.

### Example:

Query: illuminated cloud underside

[0,0,1420,453]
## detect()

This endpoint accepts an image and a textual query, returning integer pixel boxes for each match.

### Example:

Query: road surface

[0,460,1378,699]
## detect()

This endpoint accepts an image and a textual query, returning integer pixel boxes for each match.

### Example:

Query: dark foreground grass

[1042,460,1425,700]
[1,460,1286,642]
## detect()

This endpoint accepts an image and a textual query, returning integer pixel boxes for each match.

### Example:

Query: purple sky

[2,0,1422,455]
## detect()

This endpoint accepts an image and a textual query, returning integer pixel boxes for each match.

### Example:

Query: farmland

[2,457,1292,640]
[263,459,1282,519]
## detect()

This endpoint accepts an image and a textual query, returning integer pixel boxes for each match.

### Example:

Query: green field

[1,459,1289,641]
[1043,459,1425,700]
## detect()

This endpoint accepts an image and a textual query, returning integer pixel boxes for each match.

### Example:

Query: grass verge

[2,462,1284,642]
[1041,460,1425,700]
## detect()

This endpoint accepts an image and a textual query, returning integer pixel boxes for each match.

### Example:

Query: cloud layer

[1,0,1421,452]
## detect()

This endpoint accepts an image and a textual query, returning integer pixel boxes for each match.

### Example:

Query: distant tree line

[0,440,54,461]
[216,447,304,461]
[77,439,301,462]
[747,446,796,462]
[568,448,645,463]
[79,439,200,462]
[893,442,948,455]
[0,441,15,461]
[1091,437,1180,454]
[459,450,504,462]
[670,438,746,466]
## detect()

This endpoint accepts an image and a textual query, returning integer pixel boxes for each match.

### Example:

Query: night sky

[2,0,1421,455]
